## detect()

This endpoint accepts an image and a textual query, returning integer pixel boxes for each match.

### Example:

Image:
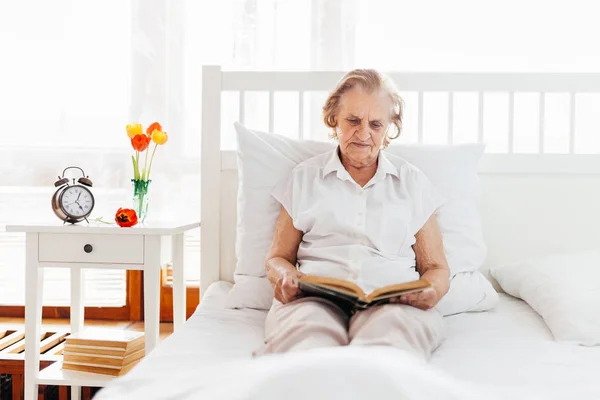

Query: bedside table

[6,221,200,400]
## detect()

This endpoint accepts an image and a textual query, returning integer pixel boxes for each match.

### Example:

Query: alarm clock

[51,166,95,224]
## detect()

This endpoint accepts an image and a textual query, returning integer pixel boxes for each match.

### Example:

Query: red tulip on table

[115,208,138,227]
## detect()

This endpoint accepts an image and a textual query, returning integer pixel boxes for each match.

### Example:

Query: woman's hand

[273,269,305,304]
[389,287,441,310]
[392,214,449,311]
[266,207,305,304]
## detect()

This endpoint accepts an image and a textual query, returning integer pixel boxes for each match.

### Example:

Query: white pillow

[227,122,497,315]
[436,271,499,316]
[491,249,600,346]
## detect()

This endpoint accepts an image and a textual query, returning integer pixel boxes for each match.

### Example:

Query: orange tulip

[115,208,138,227]
[151,129,168,145]
[131,134,151,152]
[146,122,162,137]
[126,123,143,139]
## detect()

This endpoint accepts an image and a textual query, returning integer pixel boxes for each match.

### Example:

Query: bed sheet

[432,292,600,398]
[97,281,600,399]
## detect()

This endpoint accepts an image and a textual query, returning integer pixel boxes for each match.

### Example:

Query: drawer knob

[83,244,93,253]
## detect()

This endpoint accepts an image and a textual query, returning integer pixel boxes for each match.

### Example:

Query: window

[0,1,134,309]
[0,1,200,315]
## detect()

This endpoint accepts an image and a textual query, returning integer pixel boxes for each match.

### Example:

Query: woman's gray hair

[322,69,404,147]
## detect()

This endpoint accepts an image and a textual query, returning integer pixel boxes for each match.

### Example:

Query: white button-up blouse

[272,147,446,293]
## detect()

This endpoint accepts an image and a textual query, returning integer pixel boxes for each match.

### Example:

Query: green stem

[135,151,140,180]
[93,217,115,225]
[131,155,137,180]
[142,145,150,180]
[138,191,144,218]
[146,143,158,181]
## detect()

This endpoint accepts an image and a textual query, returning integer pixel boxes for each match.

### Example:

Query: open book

[298,275,431,313]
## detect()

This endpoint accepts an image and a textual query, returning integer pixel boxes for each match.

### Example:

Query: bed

[97,283,600,399]
[97,67,600,399]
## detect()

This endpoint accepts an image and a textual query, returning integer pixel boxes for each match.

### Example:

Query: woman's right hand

[273,269,304,304]
[266,207,305,304]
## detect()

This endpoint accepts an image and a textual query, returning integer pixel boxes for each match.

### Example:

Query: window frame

[159,263,199,322]
[0,271,143,321]
[0,267,201,322]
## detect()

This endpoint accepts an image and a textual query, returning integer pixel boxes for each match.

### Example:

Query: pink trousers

[254,297,445,359]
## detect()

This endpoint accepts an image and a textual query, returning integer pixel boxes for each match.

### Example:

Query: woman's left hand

[394,214,449,311]
[389,287,441,310]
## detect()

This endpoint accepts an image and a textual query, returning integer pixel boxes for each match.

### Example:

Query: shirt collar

[323,147,347,179]
[323,147,399,181]
[375,150,400,179]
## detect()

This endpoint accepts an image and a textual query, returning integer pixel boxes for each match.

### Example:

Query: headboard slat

[239,90,246,125]
[200,66,223,297]
[569,92,576,154]
[268,91,275,133]
[222,71,600,92]
[417,91,424,143]
[539,92,546,153]
[298,91,305,140]
[447,92,454,144]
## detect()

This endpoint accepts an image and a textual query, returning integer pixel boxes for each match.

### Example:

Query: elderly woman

[257,69,450,359]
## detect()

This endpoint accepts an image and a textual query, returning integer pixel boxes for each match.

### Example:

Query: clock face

[59,185,94,218]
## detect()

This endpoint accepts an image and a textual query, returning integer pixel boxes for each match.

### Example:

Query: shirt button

[358,191,363,196]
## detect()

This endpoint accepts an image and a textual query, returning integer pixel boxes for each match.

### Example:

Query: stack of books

[62,328,145,376]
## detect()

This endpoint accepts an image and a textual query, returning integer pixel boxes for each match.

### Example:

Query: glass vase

[131,179,151,222]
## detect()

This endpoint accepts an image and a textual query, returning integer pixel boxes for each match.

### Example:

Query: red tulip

[115,208,138,227]
[131,134,151,152]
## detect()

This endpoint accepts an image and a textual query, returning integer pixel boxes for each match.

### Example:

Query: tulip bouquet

[126,122,168,221]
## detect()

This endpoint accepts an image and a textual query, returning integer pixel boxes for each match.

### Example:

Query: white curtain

[1,0,599,306]
[0,0,200,306]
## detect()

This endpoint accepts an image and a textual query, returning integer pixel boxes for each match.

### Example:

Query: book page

[366,279,431,302]
[299,275,366,298]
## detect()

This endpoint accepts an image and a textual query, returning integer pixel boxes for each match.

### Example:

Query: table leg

[144,235,161,354]
[70,268,84,400]
[24,233,43,400]
[171,233,186,331]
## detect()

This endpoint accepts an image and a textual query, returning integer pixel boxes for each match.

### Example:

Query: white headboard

[200,65,600,297]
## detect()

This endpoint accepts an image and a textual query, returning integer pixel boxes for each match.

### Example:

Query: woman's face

[336,86,391,168]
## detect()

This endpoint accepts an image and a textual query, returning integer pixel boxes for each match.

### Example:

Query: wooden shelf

[37,361,114,387]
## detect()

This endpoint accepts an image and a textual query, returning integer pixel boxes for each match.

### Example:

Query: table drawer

[38,233,144,264]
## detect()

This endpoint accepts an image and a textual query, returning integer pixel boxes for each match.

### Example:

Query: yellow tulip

[126,123,143,139]
[151,129,168,145]
[146,129,168,180]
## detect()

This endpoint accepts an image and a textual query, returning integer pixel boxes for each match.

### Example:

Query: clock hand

[64,200,82,209]
[76,192,82,202]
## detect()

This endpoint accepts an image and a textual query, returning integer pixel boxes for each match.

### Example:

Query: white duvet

[95,346,516,400]
[93,282,600,400]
